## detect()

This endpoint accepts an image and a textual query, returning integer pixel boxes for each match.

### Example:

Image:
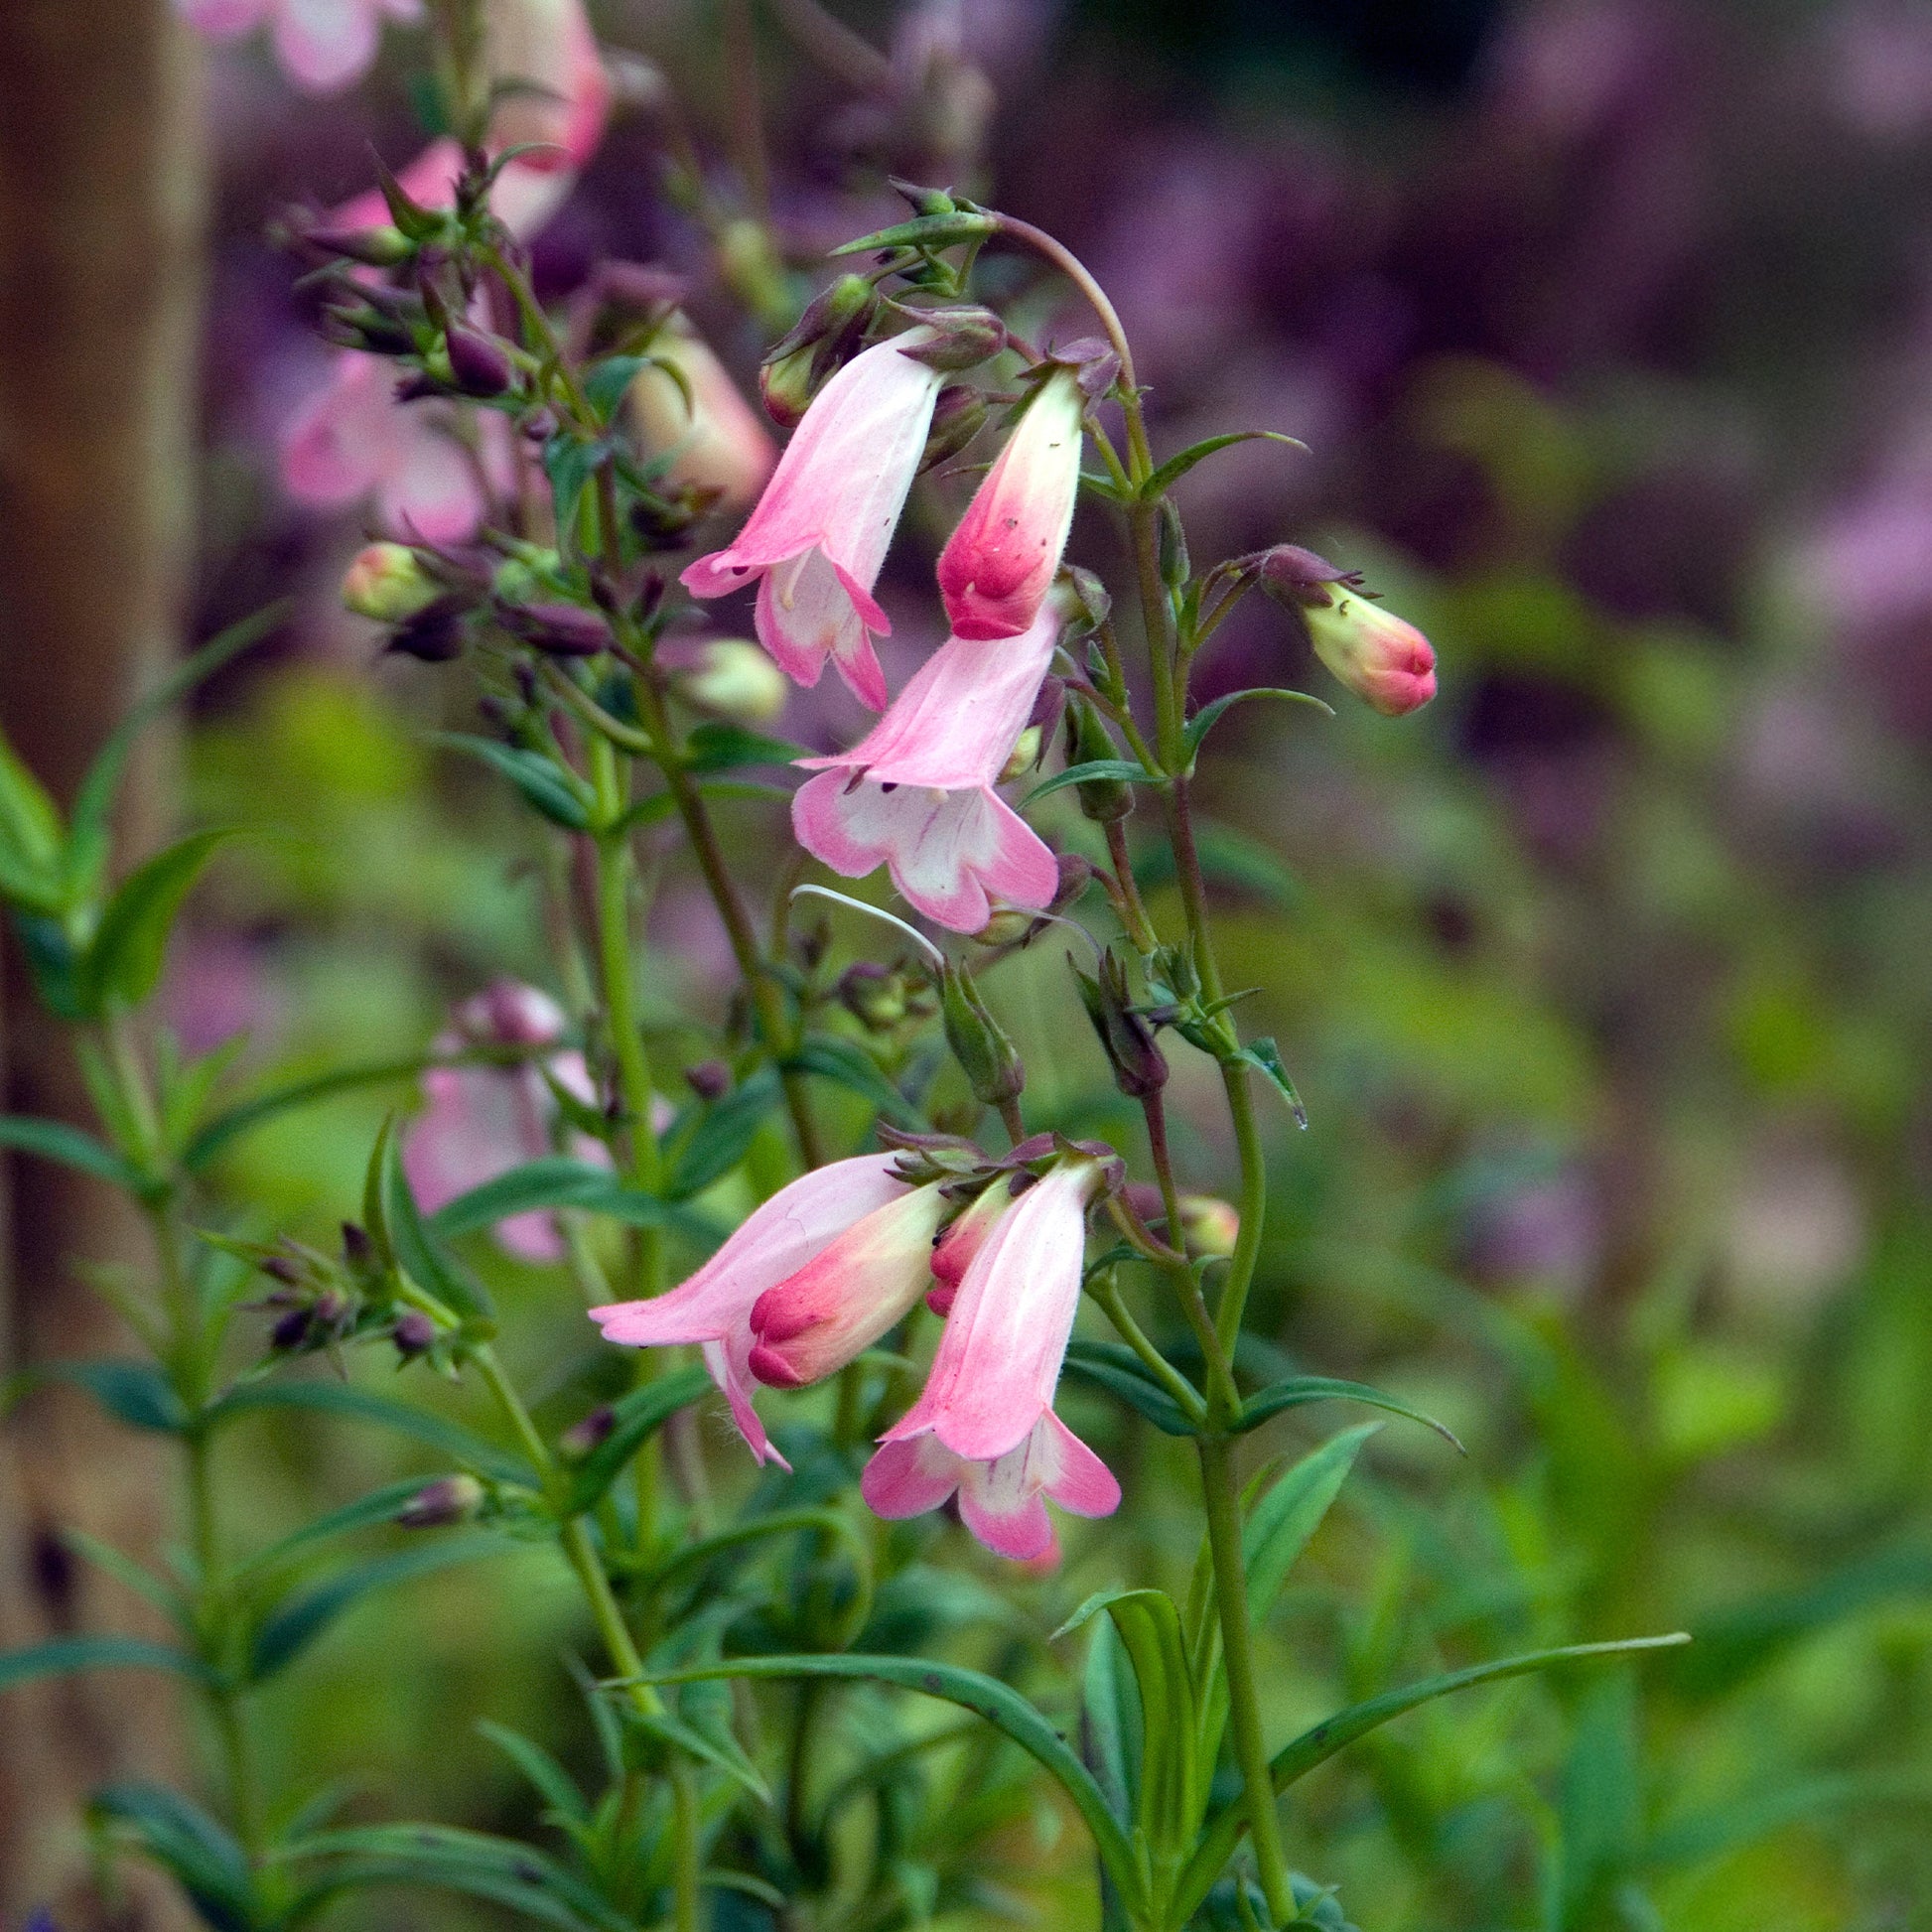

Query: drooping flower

[681,335,947,711]
[862,1160,1120,1562]
[936,366,1085,640]
[403,983,614,1264]
[789,604,1061,932]
[589,1155,922,1466]
[281,350,508,544]
[177,0,420,94]
[629,314,778,513]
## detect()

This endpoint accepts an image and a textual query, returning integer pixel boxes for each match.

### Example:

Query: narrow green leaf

[583,351,649,421]
[1231,1035,1307,1128]
[63,1531,190,1625]
[80,829,239,1014]
[621,778,792,829]
[430,732,594,830]
[565,1364,712,1515]
[1023,759,1161,808]
[628,1703,772,1804]
[2,1359,189,1434]
[1241,1425,1377,1622]
[1080,1613,1139,1831]
[1236,1376,1462,1450]
[681,722,811,773]
[248,1533,504,1682]
[0,1114,144,1189]
[543,434,612,550]
[67,602,288,902]
[0,1635,210,1693]
[665,1069,781,1199]
[0,730,67,913]
[90,1782,257,1932]
[478,1720,591,1828]
[204,1380,534,1484]
[233,1477,441,1586]
[641,1652,1147,1916]
[426,1158,720,1248]
[831,209,997,253]
[384,1134,494,1319]
[783,1035,925,1127]
[1181,686,1331,763]
[1062,1339,1198,1437]
[1174,1634,1691,1921]
[1142,430,1308,500]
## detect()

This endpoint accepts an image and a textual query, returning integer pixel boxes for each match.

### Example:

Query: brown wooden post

[0,0,206,1922]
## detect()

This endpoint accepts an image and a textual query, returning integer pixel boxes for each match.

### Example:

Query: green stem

[670,1757,703,1932]
[1089,1273,1207,1429]
[1198,1436,1295,1925]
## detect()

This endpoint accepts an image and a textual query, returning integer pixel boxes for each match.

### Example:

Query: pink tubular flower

[630,315,778,513]
[281,350,506,543]
[589,1154,916,1466]
[789,604,1061,932]
[177,0,419,94]
[862,1160,1120,1562]
[680,336,947,711]
[924,1183,1007,1316]
[936,366,1085,640]
[403,983,612,1264]
[1302,594,1437,718]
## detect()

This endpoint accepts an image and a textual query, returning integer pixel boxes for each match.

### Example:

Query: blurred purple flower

[160,931,284,1058]
[177,0,420,95]
[1821,0,1932,142]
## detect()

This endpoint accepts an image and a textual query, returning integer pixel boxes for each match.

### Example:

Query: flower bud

[343,543,443,624]
[759,274,878,427]
[920,382,988,472]
[669,638,789,724]
[496,601,613,658]
[684,1059,731,1101]
[839,962,907,1032]
[940,960,1025,1109]
[396,1474,485,1529]
[445,323,517,399]
[1177,1194,1239,1259]
[974,904,1038,946]
[1062,692,1134,823]
[1258,548,1437,717]
[999,726,1043,784]
[1159,497,1190,588]
[896,305,1006,372]
[392,1310,438,1356]
[1072,947,1168,1100]
[387,599,469,663]
[559,1406,618,1460]
[303,220,415,268]
[341,1220,376,1273]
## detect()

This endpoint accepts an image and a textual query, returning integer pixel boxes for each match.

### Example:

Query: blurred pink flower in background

[864,1159,1119,1563]
[628,315,778,513]
[682,335,947,711]
[404,982,611,1264]
[177,0,420,94]
[1822,0,1932,142]
[791,607,1061,932]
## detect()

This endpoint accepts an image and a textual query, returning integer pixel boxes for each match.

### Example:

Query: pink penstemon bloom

[789,601,1062,933]
[936,365,1085,640]
[680,335,947,711]
[177,0,420,94]
[403,983,614,1264]
[862,1159,1121,1563]
[589,1154,930,1467]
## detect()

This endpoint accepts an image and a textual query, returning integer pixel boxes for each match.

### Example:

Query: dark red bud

[393,1310,437,1355]
[496,601,612,658]
[685,1059,731,1101]
[446,324,516,398]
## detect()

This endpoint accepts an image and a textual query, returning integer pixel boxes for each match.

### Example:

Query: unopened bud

[891,177,960,216]
[396,1473,485,1528]
[559,1406,617,1460]
[975,905,1037,946]
[940,960,1025,1108]
[1050,852,1093,909]
[684,1059,731,1101]
[1064,566,1112,637]
[393,1310,438,1356]
[999,726,1043,784]
[1159,497,1190,588]
[920,382,988,472]
[343,543,442,624]
[1300,593,1438,718]
[670,638,789,724]
[341,1220,375,1271]
[496,601,612,658]
[263,1255,302,1287]
[386,598,468,663]
[304,220,414,267]
[839,962,906,1031]
[270,1308,314,1351]
[897,306,1006,372]
[759,274,877,426]
[445,324,516,399]
[1177,1195,1239,1259]
[1062,693,1133,823]
[1072,947,1168,1100]
[758,344,819,431]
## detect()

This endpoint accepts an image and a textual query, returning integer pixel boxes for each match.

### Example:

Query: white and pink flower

[403,983,612,1264]
[790,604,1061,933]
[936,366,1084,640]
[589,1155,931,1467]
[177,0,420,94]
[681,335,946,711]
[863,1160,1120,1563]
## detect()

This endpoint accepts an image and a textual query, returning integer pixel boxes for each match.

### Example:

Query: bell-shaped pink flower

[281,350,508,544]
[177,0,420,94]
[789,605,1061,932]
[936,366,1085,640]
[403,983,613,1264]
[924,1183,1007,1316]
[589,1154,913,1466]
[862,1160,1120,1562]
[745,1182,948,1388]
[681,336,946,711]
[1303,594,1437,717]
